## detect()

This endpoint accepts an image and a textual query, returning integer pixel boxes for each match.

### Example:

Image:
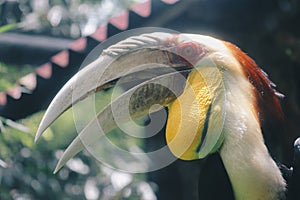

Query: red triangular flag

[131,0,151,17]
[36,63,52,79]
[91,25,108,41]
[51,50,69,68]
[110,10,129,30]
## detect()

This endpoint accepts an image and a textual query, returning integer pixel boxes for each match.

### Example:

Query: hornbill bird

[36,32,297,199]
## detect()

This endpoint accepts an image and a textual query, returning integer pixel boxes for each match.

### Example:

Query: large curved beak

[53,68,190,173]
[35,33,193,172]
[35,32,187,141]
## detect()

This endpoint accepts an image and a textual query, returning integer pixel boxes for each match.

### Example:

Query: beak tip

[35,125,45,142]
[53,167,60,174]
[54,157,67,174]
[35,113,54,142]
[34,135,40,143]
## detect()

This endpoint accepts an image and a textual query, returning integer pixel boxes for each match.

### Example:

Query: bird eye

[176,42,206,67]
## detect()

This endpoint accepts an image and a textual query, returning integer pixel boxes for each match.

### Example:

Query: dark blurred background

[0,0,299,199]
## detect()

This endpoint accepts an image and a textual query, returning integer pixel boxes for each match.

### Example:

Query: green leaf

[0,24,18,33]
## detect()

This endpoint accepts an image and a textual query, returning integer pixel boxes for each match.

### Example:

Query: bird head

[36,32,282,172]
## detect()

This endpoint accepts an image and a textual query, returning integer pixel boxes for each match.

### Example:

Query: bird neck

[220,72,286,200]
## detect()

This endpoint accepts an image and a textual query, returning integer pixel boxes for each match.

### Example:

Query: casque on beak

[35,33,192,140]
[36,33,197,172]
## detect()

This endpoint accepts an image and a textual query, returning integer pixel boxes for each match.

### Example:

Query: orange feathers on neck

[224,42,284,125]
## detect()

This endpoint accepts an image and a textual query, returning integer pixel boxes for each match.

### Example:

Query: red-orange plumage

[224,42,284,125]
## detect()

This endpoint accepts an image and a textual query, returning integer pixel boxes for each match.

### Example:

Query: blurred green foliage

[0,62,33,91]
[0,24,18,33]
[0,61,155,199]
[0,0,156,198]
